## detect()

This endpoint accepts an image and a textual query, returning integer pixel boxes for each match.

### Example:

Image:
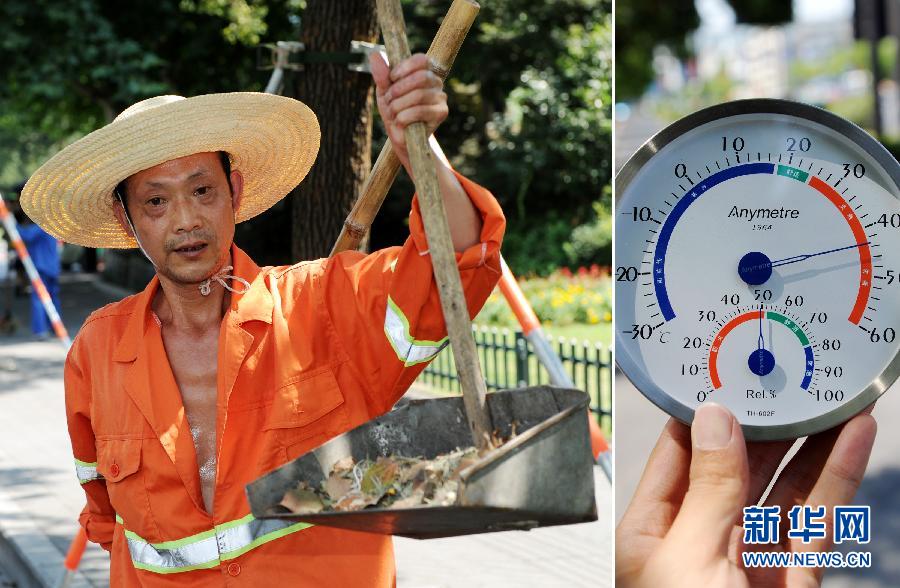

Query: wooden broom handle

[330,0,480,256]
[375,0,492,451]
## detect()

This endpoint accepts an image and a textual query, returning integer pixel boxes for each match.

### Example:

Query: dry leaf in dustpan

[331,456,355,474]
[334,490,380,511]
[281,483,325,514]
[323,472,353,502]
[287,447,485,513]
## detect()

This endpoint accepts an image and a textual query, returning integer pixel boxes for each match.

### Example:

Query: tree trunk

[288,0,379,261]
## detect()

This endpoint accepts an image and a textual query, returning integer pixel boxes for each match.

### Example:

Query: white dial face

[616,103,900,439]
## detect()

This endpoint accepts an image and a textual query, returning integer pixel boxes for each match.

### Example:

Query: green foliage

[2,0,614,279]
[0,111,53,187]
[0,1,166,142]
[372,1,613,276]
[648,66,735,122]
[881,137,900,160]
[790,42,869,83]
[563,197,611,268]
[789,37,898,132]
[498,213,580,276]
[880,37,899,77]
[827,95,876,129]
[791,38,897,88]
[0,0,300,183]
[179,0,273,45]
[485,19,612,219]
[477,268,611,328]
[403,0,610,119]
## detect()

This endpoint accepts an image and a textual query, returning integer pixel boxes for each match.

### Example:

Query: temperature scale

[616,99,900,440]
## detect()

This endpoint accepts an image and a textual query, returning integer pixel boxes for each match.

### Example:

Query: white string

[199,265,250,296]
[121,211,158,270]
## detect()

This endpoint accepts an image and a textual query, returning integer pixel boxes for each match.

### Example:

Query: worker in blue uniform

[17,219,61,338]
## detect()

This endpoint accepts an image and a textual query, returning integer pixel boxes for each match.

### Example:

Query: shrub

[563,199,612,267]
[477,266,612,328]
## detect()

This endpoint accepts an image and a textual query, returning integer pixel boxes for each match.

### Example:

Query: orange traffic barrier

[497,260,541,336]
[589,418,609,455]
[497,257,612,480]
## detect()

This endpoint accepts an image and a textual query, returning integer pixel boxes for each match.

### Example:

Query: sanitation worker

[20,53,505,585]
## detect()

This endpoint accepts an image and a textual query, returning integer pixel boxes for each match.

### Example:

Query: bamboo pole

[375,0,492,451]
[331,0,479,256]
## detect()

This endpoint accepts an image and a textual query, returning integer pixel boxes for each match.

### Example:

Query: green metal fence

[418,326,613,431]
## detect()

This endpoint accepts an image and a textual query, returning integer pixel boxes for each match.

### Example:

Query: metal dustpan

[246,0,598,539]
[246,386,597,538]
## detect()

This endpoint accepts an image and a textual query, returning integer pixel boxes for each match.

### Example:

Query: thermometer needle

[749,305,775,377]
[770,241,870,268]
[758,306,764,351]
[739,241,869,285]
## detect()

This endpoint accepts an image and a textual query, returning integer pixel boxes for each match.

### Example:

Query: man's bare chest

[160,326,220,512]
[160,325,218,405]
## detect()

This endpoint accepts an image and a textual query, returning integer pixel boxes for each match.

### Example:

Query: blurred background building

[616,0,899,171]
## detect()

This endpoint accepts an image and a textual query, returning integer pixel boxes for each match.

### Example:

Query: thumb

[666,403,749,556]
[369,51,391,94]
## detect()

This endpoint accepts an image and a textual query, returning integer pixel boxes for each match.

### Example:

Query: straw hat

[20,93,320,248]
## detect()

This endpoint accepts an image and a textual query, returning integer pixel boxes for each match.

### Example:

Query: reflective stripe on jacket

[64,172,504,586]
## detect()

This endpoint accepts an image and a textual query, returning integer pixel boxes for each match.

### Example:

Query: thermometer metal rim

[616,98,900,441]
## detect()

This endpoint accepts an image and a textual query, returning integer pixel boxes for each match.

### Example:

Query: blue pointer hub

[748,348,776,377]
[738,251,773,285]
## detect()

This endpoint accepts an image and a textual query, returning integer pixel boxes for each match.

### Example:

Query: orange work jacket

[64,172,505,586]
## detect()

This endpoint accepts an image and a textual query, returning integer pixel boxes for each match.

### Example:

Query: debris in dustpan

[280,446,486,514]
[247,388,597,538]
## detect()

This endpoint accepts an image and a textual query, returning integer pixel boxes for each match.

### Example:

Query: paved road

[0,274,611,587]
[0,565,17,587]
[0,276,113,588]
[616,370,900,587]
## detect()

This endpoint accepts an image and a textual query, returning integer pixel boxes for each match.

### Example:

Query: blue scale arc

[802,346,814,390]
[654,163,775,320]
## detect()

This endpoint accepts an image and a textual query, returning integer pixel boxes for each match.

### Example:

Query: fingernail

[693,403,734,449]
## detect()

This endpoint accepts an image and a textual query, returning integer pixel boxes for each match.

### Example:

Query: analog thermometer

[616,99,900,440]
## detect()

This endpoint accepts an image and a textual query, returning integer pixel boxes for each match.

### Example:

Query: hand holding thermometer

[616,99,900,440]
